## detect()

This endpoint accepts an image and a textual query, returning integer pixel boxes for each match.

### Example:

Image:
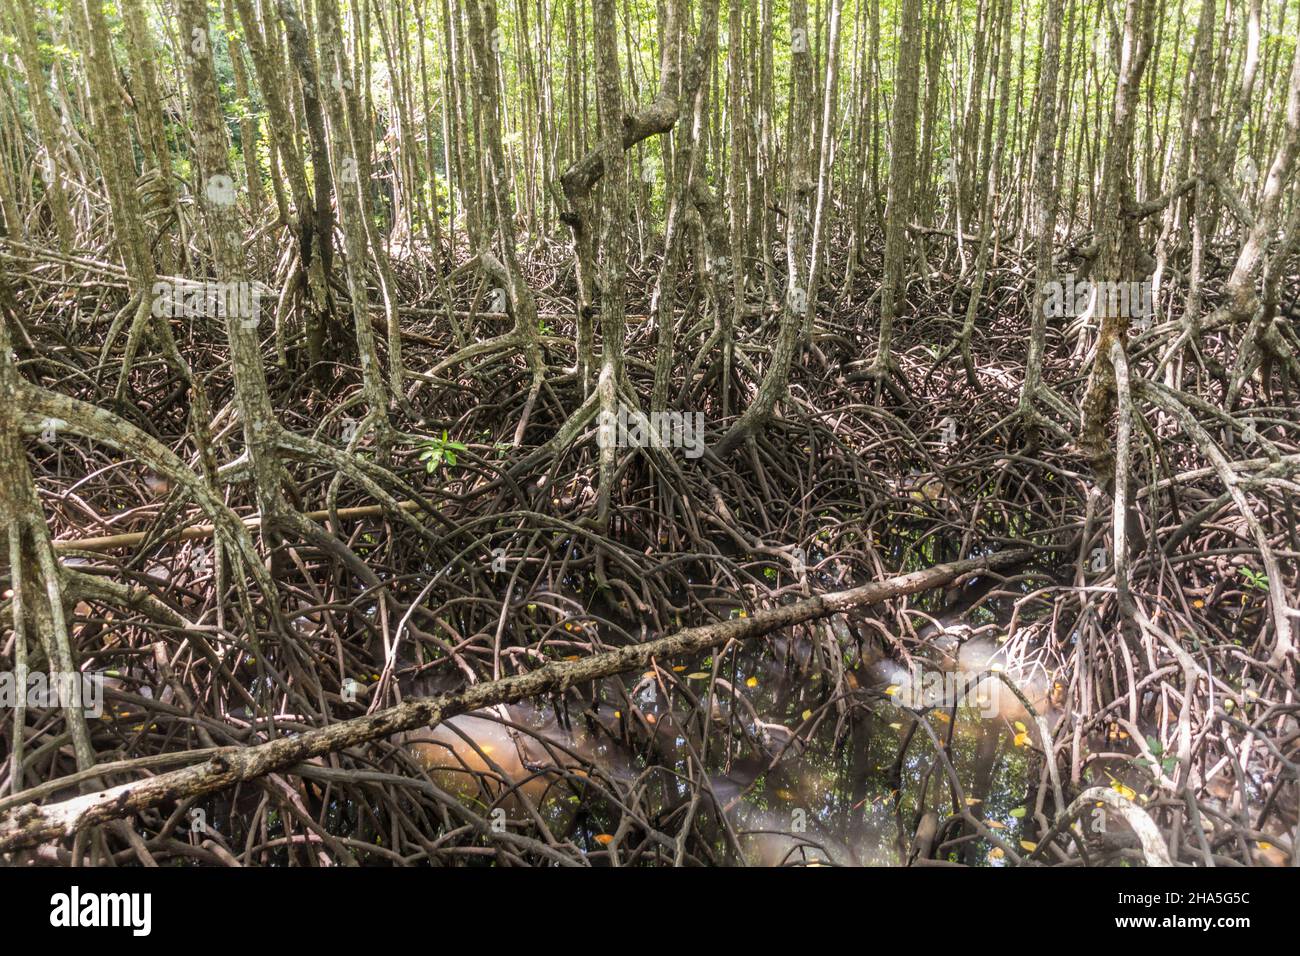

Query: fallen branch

[53,500,421,553]
[0,548,1031,854]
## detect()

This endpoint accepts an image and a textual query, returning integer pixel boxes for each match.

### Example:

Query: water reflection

[397,621,1052,866]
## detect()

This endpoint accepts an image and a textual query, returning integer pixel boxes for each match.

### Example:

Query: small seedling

[1239,567,1268,591]
[418,430,467,476]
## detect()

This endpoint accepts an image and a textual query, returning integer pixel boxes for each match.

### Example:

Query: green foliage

[417,430,467,476]
[1239,567,1268,591]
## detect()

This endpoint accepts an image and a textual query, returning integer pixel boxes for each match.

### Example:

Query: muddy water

[399,618,1057,866]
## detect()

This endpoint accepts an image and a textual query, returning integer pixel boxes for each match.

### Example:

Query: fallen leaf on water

[1020,840,1038,852]
[1256,841,1273,851]
[1192,599,1205,609]
[1014,720,1027,733]
[965,797,981,806]
[1111,780,1137,801]
[885,685,901,696]
[687,672,711,680]
[1013,731,1029,747]
[1009,807,1027,819]
[986,820,1006,830]
[989,847,1005,860]
[746,676,759,688]
[802,709,813,720]
[672,665,687,672]
[594,834,614,845]
[888,722,903,730]
[775,789,795,801]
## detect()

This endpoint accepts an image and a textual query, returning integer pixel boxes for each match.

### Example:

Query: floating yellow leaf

[1009,807,1027,818]
[986,820,1006,830]
[989,847,1005,860]
[1014,721,1027,733]
[802,709,813,720]
[965,796,982,806]
[1257,841,1273,851]
[1013,731,1029,747]
[775,789,795,801]
[1111,780,1137,801]
[563,655,581,661]
[672,665,687,672]
[594,834,614,845]
[888,722,903,730]
[686,672,711,679]
[933,711,951,723]
[1020,840,1037,852]
[1192,599,1204,609]
[746,676,759,688]
[885,685,901,696]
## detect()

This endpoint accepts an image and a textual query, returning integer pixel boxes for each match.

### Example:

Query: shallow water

[399,617,1053,866]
